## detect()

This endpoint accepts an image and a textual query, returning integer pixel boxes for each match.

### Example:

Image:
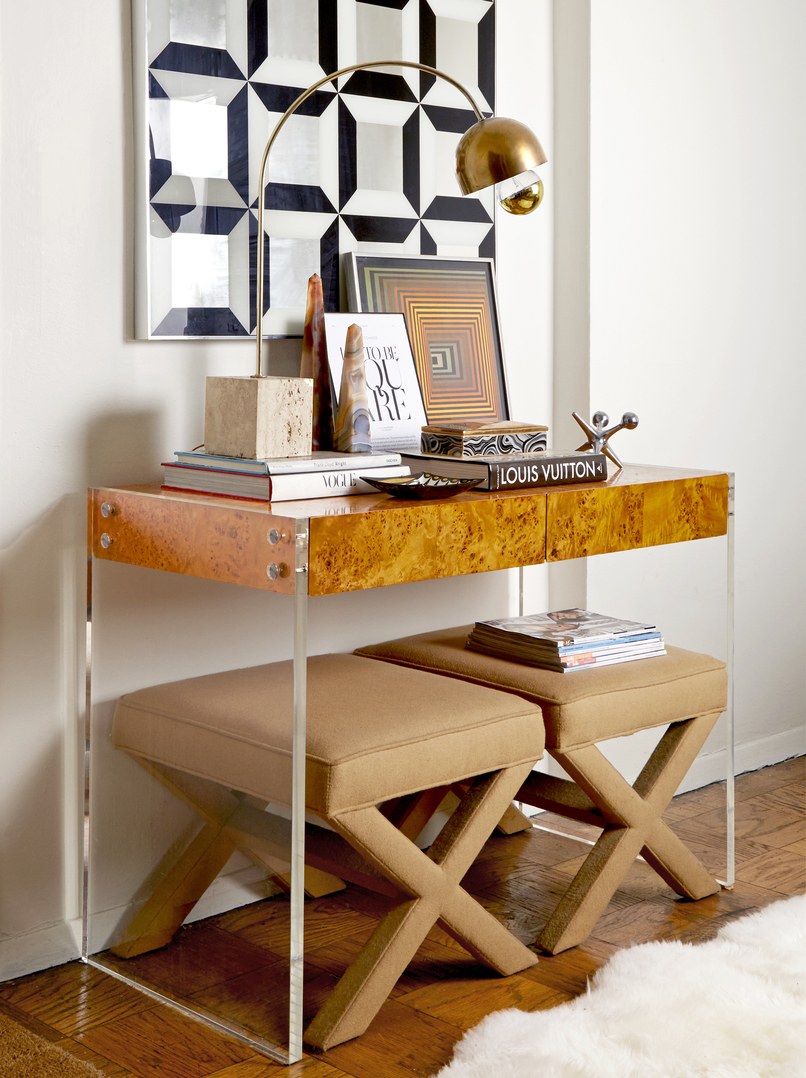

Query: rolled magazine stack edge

[466,608,666,672]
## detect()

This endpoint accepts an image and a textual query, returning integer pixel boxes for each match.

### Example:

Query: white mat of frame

[437,893,806,1078]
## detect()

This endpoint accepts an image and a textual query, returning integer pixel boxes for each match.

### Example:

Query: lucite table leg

[518,489,736,889]
[288,518,310,1062]
[723,474,736,887]
[82,503,310,1064]
[82,550,94,962]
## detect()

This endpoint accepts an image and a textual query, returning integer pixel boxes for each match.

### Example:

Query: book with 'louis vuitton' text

[400,450,607,491]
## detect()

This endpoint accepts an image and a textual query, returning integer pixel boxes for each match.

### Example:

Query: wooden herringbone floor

[1,757,803,1077]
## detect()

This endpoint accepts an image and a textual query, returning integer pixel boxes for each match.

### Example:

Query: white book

[161,463,410,502]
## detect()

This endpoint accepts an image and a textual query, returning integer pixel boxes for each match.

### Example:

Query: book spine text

[270,466,405,498]
[485,453,607,490]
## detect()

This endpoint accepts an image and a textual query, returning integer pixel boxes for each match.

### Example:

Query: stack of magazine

[466,608,666,672]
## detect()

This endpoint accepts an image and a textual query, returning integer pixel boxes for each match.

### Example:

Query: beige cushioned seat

[355,626,728,954]
[113,654,542,815]
[353,628,726,750]
[111,653,544,1050]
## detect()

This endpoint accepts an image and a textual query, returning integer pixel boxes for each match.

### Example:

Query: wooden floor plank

[207,1060,350,1077]
[204,1060,349,1078]
[76,1003,255,1077]
[734,846,806,893]
[662,780,725,820]
[315,999,461,1078]
[398,971,571,1031]
[732,756,805,801]
[0,960,154,1035]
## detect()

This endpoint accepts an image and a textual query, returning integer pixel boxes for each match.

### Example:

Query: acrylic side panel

[84,496,307,1063]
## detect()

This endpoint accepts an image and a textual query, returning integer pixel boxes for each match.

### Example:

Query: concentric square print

[346,253,509,423]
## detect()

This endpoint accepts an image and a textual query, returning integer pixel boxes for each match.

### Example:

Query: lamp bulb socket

[496,170,544,215]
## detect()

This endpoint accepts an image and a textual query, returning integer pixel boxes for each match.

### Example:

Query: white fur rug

[437,893,806,1078]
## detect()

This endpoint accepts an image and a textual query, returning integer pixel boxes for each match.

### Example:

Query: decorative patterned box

[421,423,548,458]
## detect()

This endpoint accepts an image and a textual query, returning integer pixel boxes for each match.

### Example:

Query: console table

[85,463,734,1061]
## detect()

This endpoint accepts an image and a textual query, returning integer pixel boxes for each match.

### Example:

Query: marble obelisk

[299,273,333,450]
[333,323,372,453]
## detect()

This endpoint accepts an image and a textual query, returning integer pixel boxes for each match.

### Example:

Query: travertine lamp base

[204,375,313,459]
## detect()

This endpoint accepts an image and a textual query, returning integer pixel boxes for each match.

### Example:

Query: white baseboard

[684,726,805,793]
[0,921,78,982]
[734,727,805,779]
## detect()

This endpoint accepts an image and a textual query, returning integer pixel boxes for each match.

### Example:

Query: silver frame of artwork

[133,0,497,341]
[132,0,150,341]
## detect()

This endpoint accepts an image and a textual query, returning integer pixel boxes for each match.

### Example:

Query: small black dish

[360,472,484,500]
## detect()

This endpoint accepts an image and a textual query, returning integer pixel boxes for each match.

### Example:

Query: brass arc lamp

[253,59,547,377]
[204,59,547,459]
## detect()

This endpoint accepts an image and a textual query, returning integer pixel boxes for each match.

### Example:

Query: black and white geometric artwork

[134,0,496,339]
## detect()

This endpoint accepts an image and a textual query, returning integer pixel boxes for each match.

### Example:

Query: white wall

[586,0,806,782]
[0,2,552,978]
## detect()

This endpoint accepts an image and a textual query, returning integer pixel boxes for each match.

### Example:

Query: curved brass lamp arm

[254,61,486,377]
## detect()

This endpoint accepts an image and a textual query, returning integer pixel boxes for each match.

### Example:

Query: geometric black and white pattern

[137,0,496,338]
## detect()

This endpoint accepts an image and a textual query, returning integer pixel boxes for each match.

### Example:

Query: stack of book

[466,608,666,672]
[397,419,609,492]
[161,449,410,502]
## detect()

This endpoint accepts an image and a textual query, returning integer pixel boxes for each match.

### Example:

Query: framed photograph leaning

[345,254,509,424]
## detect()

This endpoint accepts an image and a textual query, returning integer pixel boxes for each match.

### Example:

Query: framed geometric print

[346,253,510,424]
[133,0,497,339]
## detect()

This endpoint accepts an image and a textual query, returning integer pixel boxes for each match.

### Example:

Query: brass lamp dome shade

[456,116,547,213]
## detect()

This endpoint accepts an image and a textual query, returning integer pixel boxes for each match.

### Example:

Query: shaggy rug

[437,893,806,1077]
[0,1011,104,1076]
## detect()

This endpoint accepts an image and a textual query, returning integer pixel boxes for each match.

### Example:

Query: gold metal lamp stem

[254,60,546,377]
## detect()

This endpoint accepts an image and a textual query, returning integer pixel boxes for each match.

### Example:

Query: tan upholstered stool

[355,628,727,955]
[111,654,544,1050]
